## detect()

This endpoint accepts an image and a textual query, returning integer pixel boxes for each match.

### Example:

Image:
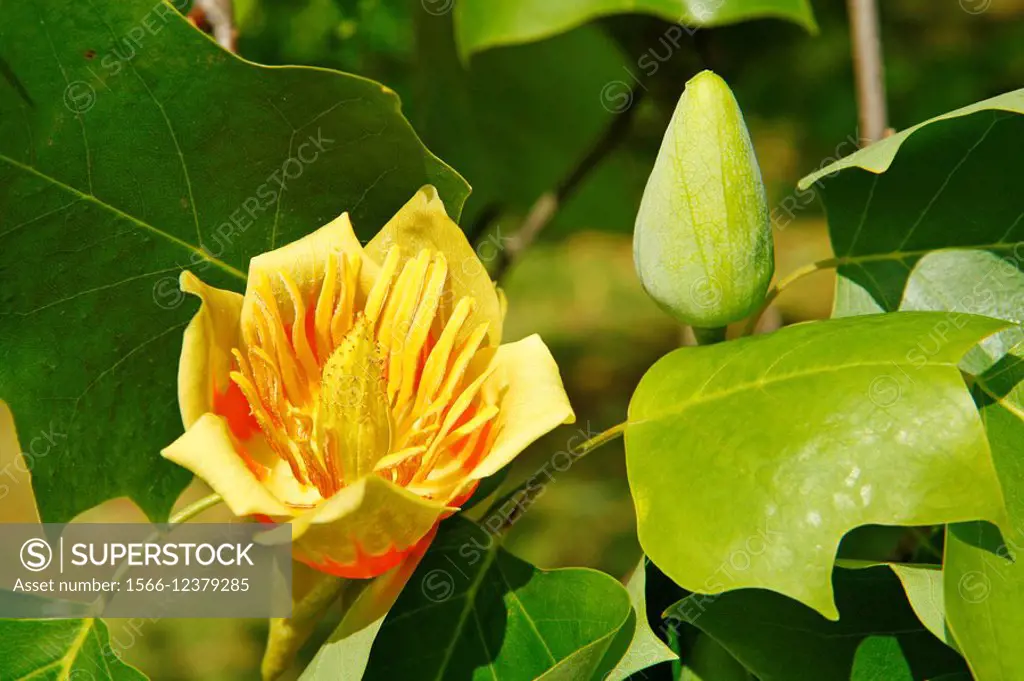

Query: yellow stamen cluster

[229,247,500,502]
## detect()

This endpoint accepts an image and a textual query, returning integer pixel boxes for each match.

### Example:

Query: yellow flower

[162,187,574,578]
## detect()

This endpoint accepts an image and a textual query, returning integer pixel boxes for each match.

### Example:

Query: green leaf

[0,618,147,680]
[626,312,1008,618]
[604,558,677,681]
[454,0,817,59]
[945,347,1024,680]
[850,636,913,681]
[305,517,633,680]
[797,90,1024,317]
[889,564,957,650]
[0,0,468,522]
[679,633,753,681]
[668,566,970,681]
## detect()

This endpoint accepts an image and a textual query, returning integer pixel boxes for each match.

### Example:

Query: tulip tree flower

[163,186,575,578]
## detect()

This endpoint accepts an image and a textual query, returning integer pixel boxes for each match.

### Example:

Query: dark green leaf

[799,90,1024,318]
[668,566,970,681]
[626,312,1007,618]
[0,0,468,521]
[305,517,634,680]
[413,12,642,240]
[679,633,752,681]
[850,636,912,681]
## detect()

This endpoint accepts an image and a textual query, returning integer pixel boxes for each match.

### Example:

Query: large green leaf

[626,312,1008,618]
[304,517,633,680]
[668,566,970,681]
[798,90,1024,317]
[0,0,468,522]
[944,348,1024,680]
[454,0,817,59]
[0,618,147,679]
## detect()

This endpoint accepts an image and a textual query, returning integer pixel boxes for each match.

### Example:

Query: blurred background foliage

[116,0,1024,677]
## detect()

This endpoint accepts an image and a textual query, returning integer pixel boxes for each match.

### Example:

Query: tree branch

[190,0,237,52]
[488,86,647,280]
[847,0,889,145]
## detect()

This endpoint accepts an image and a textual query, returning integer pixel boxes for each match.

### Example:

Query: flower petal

[242,212,375,330]
[161,413,292,517]
[365,186,503,346]
[288,475,447,574]
[471,334,575,479]
[178,272,244,429]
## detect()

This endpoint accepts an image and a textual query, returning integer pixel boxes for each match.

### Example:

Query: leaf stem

[169,492,223,525]
[743,257,840,336]
[487,421,627,534]
[574,421,627,457]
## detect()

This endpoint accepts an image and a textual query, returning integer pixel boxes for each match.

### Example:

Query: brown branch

[847,0,889,145]
[189,0,237,52]
[489,86,647,280]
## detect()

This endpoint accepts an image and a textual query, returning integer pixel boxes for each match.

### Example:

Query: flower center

[228,247,500,502]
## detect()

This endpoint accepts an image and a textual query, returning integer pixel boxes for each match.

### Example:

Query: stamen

[330,254,361,345]
[313,253,338,364]
[228,245,500,506]
[279,271,319,381]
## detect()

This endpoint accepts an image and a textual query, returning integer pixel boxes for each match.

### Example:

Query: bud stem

[692,326,727,346]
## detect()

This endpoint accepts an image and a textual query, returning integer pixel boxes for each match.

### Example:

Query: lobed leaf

[626,312,1008,618]
[0,0,468,522]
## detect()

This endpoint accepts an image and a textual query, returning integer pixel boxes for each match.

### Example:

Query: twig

[190,0,237,52]
[847,0,888,145]
[488,87,647,280]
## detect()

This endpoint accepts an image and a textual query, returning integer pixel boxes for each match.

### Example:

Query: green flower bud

[634,70,774,330]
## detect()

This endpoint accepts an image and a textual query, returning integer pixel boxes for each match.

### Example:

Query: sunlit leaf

[626,312,1007,618]
[604,557,677,681]
[890,563,957,650]
[945,347,1024,681]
